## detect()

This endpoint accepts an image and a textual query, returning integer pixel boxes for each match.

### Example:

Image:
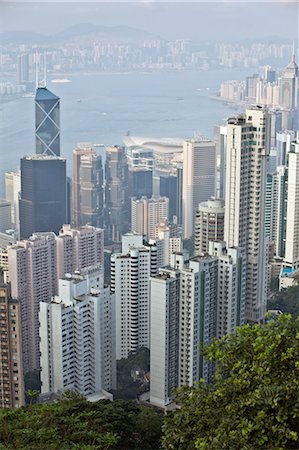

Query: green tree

[0,394,163,449]
[268,285,299,318]
[162,314,299,450]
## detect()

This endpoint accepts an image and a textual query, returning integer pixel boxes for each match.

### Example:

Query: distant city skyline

[1,2,298,41]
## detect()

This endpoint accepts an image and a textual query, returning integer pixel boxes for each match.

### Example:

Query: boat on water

[22,93,35,98]
[51,78,72,83]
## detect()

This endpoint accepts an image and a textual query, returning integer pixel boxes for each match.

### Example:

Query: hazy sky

[0,2,298,41]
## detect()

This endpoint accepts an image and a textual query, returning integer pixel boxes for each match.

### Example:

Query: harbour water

[0,68,250,196]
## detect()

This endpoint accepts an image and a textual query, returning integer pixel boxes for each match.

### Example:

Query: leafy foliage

[162,314,299,449]
[114,347,150,400]
[0,393,163,449]
[268,285,299,318]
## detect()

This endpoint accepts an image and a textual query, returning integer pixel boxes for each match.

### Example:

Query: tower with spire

[280,42,298,110]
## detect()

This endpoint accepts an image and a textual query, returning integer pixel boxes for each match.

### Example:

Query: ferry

[51,78,72,83]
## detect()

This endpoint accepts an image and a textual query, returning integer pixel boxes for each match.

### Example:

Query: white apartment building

[182,138,216,239]
[131,196,169,240]
[284,136,299,268]
[56,224,104,280]
[40,266,116,396]
[209,241,246,337]
[5,170,21,237]
[8,225,104,373]
[151,220,182,268]
[194,198,225,256]
[150,267,180,408]
[150,243,246,408]
[225,107,270,323]
[111,238,157,359]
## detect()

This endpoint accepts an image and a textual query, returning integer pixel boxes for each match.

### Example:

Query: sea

[0,68,250,197]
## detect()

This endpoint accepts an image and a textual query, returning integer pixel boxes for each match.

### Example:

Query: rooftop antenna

[35,53,39,90]
[292,40,295,63]
[43,52,47,87]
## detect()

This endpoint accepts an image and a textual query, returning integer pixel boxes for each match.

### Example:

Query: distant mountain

[0,30,47,45]
[0,24,158,46]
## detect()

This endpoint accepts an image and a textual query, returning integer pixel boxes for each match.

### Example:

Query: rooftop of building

[22,154,66,161]
[35,87,59,101]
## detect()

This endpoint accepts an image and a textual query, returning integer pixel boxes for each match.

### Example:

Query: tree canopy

[0,392,163,449]
[162,314,299,450]
[268,285,299,318]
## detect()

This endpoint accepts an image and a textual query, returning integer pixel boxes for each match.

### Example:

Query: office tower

[150,266,180,408]
[276,130,295,166]
[35,86,60,156]
[19,155,67,239]
[194,198,225,256]
[17,53,29,85]
[8,225,104,373]
[5,170,21,236]
[131,196,169,240]
[264,66,276,83]
[182,138,216,239]
[111,236,157,359]
[153,220,182,267]
[40,266,116,396]
[209,241,246,337]
[72,144,104,229]
[0,200,12,234]
[153,172,177,221]
[56,224,104,280]
[0,277,24,408]
[105,145,129,242]
[280,50,298,110]
[265,167,287,259]
[245,74,259,101]
[284,136,299,268]
[128,167,153,200]
[214,125,227,199]
[176,164,183,225]
[225,107,270,323]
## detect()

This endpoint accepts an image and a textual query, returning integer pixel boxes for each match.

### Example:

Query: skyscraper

[182,138,216,239]
[19,155,67,239]
[111,234,157,359]
[8,225,104,373]
[131,196,169,240]
[72,144,104,229]
[224,107,270,323]
[40,266,116,397]
[5,170,21,237]
[35,87,60,156]
[105,146,129,242]
[284,136,299,268]
[17,53,29,85]
[194,197,225,256]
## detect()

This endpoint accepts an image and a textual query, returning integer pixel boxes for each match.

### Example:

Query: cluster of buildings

[0,51,298,411]
[218,50,298,132]
[0,40,293,98]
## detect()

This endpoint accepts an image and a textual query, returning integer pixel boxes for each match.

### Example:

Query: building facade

[35,87,60,156]
[40,267,116,396]
[72,144,104,229]
[182,138,216,239]
[111,237,157,359]
[224,107,270,323]
[105,146,129,242]
[0,278,24,408]
[19,155,67,239]
[131,196,169,240]
[194,197,225,256]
